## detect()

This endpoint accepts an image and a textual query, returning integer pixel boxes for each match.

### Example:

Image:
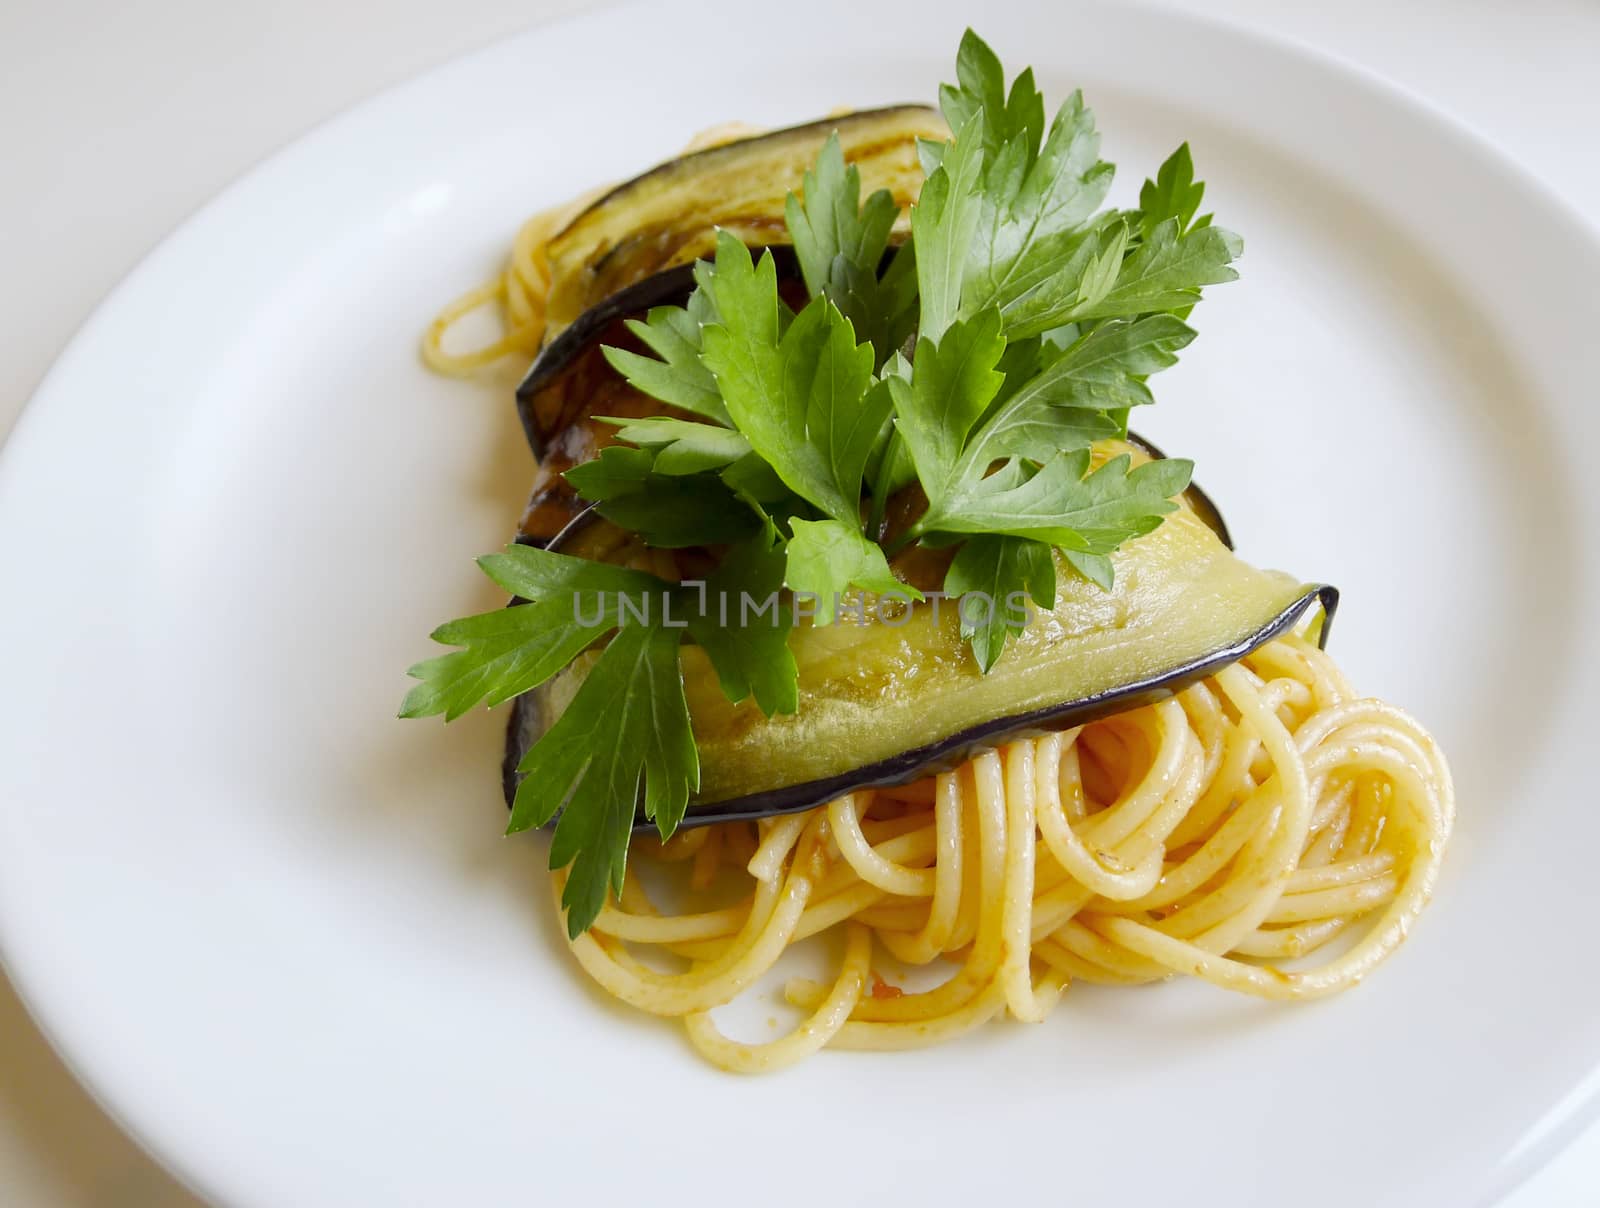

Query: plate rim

[3,1,1598,1202]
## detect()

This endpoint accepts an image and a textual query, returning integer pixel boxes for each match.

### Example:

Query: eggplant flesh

[536,105,946,342]
[504,446,1336,828]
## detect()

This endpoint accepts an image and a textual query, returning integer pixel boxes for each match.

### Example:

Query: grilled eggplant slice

[513,107,942,538]
[537,105,946,341]
[503,442,1336,827]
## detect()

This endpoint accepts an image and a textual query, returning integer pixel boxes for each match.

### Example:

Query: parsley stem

[882,520,927,558]
[867,428,904,541]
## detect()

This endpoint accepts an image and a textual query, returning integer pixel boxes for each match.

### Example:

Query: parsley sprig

[402,30,1241,935]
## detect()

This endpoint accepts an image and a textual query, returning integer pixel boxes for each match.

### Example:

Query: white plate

[3,1,1598,1204]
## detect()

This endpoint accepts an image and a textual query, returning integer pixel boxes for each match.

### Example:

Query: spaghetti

[556,629,1452,1072]
[420,191,594,376]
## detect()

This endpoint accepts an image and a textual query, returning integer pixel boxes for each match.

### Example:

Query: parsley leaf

[1061,549,1114,591]
[785,517,922,624]
[399,606,599,722]
[561,445,654,498]
[920,32,1238,343]
[600,281,730,425]
[785,131,900,347]
[865,424,917,517]
[721,451,794,505]
[886,308,1007,504]
[1070,220,1131,315]
[910,111,987,345]
[924,450,1192,556]
[839,242,921,368]
[1138,142,1207,239]
[681,528,798,716]
[510,622,697,937]
[958,314,1195,467]
[929,32,1120,339]
[700,232,886,526]
[399,547,667,721]
[939,29,1047,158]
[943,534,1056,671]
[476,543,662,603]
[1071,218,1241,321]
[961,90,1115,328]
[565,446,760,547]
[598,415,751,475]
[960,399,1123,467]
[1041,313,1197,400]
[991,217,1122,338]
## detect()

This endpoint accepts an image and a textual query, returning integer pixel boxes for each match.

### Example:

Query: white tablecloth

[3,1,1597,1202]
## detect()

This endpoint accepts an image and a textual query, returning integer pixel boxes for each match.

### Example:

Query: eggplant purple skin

[512,260,695,461]
[499,507,1338,830]
[657,585,1338,828]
